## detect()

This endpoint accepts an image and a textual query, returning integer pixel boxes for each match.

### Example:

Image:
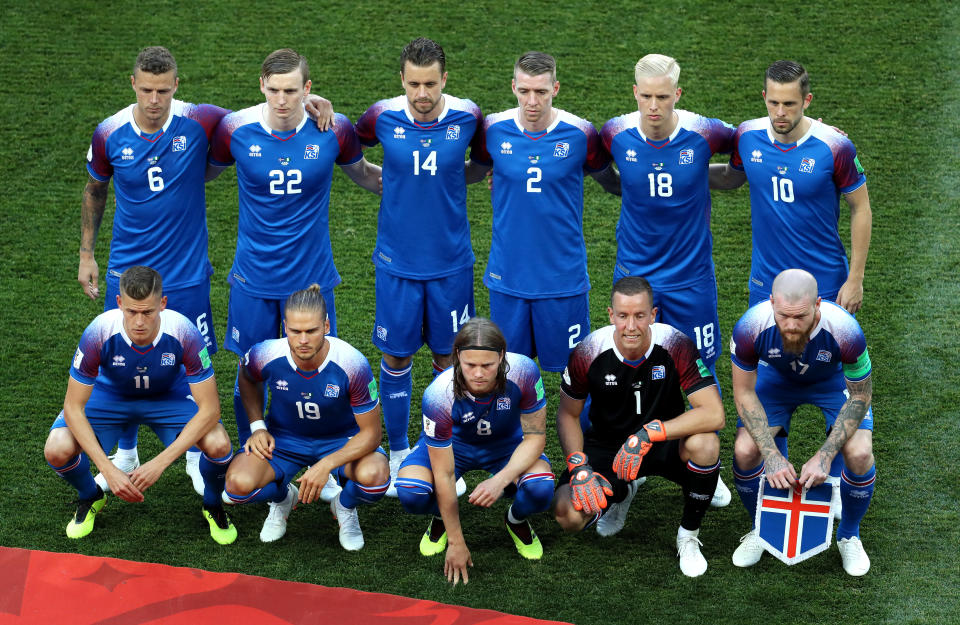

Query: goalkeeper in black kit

[551,276,725,577]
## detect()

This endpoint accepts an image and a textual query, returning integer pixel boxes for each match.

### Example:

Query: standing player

[44,266,236,544]
[710,59,873,514]
[394,318,553,586]
[81,46,229,493]
[552,277,724,577]
[600,53,734,507]
[355,38,489,493]
[224,285,389,550]
[208,49,381,446]
[728,269,875,576]
[710,60,872,313]
[482,51,618,373]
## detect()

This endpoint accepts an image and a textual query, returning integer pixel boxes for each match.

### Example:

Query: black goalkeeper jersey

[561,323,715,446]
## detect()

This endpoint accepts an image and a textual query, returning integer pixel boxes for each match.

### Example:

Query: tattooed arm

[78,175,109,299]
[799,374,873,488]
[468,406,547,508]
[732,365,797,489]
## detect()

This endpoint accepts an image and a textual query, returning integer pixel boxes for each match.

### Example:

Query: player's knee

[733,428,761,465]
[198,426,232,458]
[354,456,390,486]
[395,477,434,514]
[842,442,874,473]
[683,432,720,464]
[551,490,583,532]
[224,470,259,497]
[382,353,413,370]
[44,429,78,466]
[517,475,555,511]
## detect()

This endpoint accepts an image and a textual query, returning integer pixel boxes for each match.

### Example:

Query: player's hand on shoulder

[566,452,613,515]
[836,279,863,314]
[244,429,275,460]
[444,542,473,586]
[78,256,100,300]
[305,95,335,131]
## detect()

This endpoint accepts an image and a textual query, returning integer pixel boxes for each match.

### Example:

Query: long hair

[452,317,508,399]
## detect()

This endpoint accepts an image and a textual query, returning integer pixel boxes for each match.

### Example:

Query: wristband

[250,419,267,433]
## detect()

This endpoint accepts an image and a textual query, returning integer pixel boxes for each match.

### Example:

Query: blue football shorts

[488,290,590,372]
[372,267,474,357]
[51,385,201,452]
[226,286,336,357]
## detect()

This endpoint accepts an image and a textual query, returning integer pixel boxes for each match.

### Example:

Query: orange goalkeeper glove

[612,419,666,480]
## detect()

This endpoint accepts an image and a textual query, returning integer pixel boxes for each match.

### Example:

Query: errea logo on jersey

[679,149,694,164]
[121,147,134,160]
[553,142,570,158]
[750,149,763,163]
[275,380,289,391]
[625,149,637,162]
[461,411,476,424]
[112,355,125,367]
[446,125,460,140]
[393,126,406,139]
[767,348,781,359]
[172,135,186,152]
[605,374,617,386]
[248,145,262,157]
[500,141,513,154]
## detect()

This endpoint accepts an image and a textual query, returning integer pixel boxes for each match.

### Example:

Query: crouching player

[224,285,389,550]
[552,276,725,577]
[395,318,553,585]
[44,266,235,544]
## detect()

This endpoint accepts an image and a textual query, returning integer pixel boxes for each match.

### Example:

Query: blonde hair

[634,53,680,87]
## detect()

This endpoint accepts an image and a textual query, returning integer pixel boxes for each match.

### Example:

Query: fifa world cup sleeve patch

[423,415,436,438]
[199,347,212,370]
[535,378,544,401]
[842,348,871,381]
[73,348,84,369]
[368,379,379,401]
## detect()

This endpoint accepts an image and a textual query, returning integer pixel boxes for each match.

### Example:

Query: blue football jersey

[730,300,871,385]
[483,108,611,297]
[356,95,489,279]
[70,308,214,395]
[209,105,362,298]
[601,110,734,289]
[242,337,379,441]
[731,118,867,297]
[420,353,545,452]
[87,100,228,290]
